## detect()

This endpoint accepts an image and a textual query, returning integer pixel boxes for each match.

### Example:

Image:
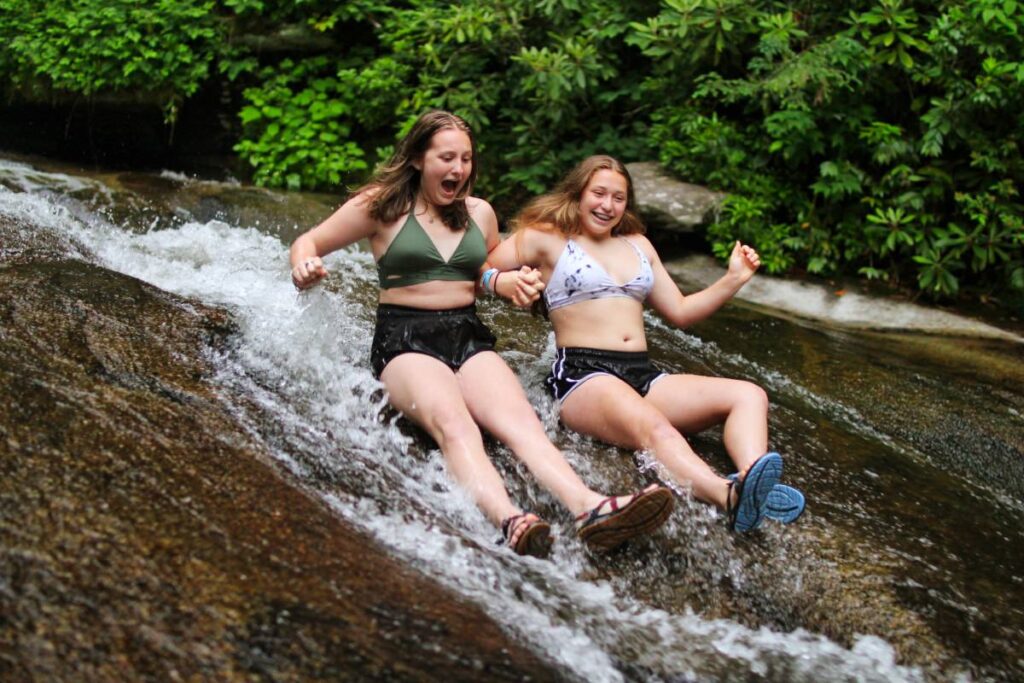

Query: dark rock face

[0,79,241,176]
[626,161,725,234]
[0,216,562,681]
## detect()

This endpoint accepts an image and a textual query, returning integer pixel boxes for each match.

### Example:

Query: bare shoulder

[519,224,567,263]
[308,187,382,249]
[354,185,379,204]
[520,224,559,245]
[625,233,660,261]
[467,195,497,221]
[467,196,498,241]
[336,190,379,224]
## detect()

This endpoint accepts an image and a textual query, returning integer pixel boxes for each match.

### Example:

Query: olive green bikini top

[376,212,488,289]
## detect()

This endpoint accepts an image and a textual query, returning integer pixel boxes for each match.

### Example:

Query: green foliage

[363,0,656,206]
[0,0,220,122]
[233,55,411,189]
[1,0,1021,304]
[221,0,658,199]
[642,0,1024,303]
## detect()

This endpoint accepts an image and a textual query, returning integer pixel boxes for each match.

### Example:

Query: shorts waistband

[557,347,651,361]
[376,303,477,319]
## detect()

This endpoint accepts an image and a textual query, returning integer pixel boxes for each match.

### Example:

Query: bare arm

[471,197,501,253]
[645,240,761,328]
[484,227,548,307]
[469,198,519,299]
[487,229,528,270]
[290,193,380,289]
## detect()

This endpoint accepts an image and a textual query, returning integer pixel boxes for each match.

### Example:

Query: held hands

[291,256,328,290]
[508,266,545,307]
[727,241,760,285]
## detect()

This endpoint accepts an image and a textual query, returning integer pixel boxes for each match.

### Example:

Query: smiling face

[579,168,628,238]
[414,127,473,208]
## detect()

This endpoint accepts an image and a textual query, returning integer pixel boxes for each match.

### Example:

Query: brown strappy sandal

[499,513,553,559]
[575,485,674,552]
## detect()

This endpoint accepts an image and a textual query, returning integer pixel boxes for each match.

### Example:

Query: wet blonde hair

[356,110,477,231]
[512,155,645,237]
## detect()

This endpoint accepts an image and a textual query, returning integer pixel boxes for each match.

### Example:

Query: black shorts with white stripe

[545,347,666,404]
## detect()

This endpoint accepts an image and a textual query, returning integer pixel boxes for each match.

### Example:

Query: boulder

[626,161,725,234]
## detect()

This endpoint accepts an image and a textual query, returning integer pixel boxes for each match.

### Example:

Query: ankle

[575,491,607,517]
[723,479,737,512]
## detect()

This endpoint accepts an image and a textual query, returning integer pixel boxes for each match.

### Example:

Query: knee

[428,405,481,446]
[642,417,683,449]
[739,381,769,412]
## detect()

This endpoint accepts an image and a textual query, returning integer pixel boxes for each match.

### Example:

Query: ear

[411,156,423,171]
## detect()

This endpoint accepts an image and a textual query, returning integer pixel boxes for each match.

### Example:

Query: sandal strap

[498,513,530,546]
[725,479,739,530]
[576,483,663,529]
[575,490,645,530]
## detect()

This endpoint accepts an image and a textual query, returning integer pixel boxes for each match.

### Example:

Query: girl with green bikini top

[374,208,488,289]
[288,111,675,558]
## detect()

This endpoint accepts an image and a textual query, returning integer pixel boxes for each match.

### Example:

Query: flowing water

[2,155,1022,682]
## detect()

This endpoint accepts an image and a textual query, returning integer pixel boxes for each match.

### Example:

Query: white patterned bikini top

[544,238,654,312]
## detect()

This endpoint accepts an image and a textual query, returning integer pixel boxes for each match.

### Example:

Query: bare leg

[456,351,607,516]
[380,353,520,527]
[559,375,732,510]
[645,374,769,475]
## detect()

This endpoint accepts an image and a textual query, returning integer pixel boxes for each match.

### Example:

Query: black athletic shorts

[546,347,667,404]
[370,303,497,378]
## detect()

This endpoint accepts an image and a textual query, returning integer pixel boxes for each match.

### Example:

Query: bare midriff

[549,297,648,351]
[377,279,477,309]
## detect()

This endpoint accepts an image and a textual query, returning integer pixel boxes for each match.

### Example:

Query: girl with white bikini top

[487,154,805,533]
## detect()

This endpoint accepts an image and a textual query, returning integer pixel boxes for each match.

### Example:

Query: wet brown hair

[356,110,477,231]
[511,155,645,237]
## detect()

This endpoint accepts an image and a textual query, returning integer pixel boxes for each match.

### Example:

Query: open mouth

[441,179,459,194]
[592,210,614,222]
